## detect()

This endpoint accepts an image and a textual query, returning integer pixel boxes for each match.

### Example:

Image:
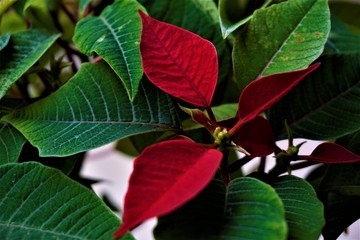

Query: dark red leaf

[232,117,276,157]
[114,139,222,237]
[180,105,218,133]
[238,63,320,123]
[139,11,218,107]
[302,142,360,164]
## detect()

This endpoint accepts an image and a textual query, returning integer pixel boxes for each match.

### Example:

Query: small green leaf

[0,33,10,51]
[0,29,60,99]
[23,0,57,31]
[79,0,91,15]
[0,162,134,239]
[218,0,271,38]
[273,175,324,240]
[73,0,145,101]
[155,177,287,240]
[269,53,360,140]
[182,103,238,131]
[233,0,330,90]
[3,62,180,157]
[0,122,26,165]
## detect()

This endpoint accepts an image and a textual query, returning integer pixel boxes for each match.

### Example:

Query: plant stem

[60,3,77,25]
[290,160,321,171]
[228,155,254,173]
[258,156,267,172]
[220,150,230,185]
[206,107,216,122]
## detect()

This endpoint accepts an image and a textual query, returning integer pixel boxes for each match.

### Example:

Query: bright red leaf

[238,63,320,124]
[302,142,360,163]
[232,117,276,157]
[114,139,222,238]
[139,11,218,107]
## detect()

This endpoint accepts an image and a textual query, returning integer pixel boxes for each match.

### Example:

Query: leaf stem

[206,107,216,122]
[228,155,254,173]
[60,3,77,25]
[220,150,230,185]
[228,118,244,137]
[258,156,267,172]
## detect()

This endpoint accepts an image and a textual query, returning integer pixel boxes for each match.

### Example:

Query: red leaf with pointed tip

[302,142,360,164]
[238,63,320,123]
[114,139,222,238]
[232,117,276,157]
[180,105,218,133]
[139,11,218,107]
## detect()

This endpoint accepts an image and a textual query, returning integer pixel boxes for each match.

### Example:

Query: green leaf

[218,0,271,38]
[0,98,26,118]
[269,53,360,140]
[0,122,26,165]
[326,16,360,53]
[273,175,324,240]
[138,0,231,86]
[23,0,57,31]
[0,162,134,239]
[3,62,180,157]
[0,0,17,16]
[0,33,10,51]
[321,192,360,240]
[233,0,330,90]
[0,8,27,33]
[79,0,91,15]
[116,131,173,157]
[73,0,145,101]
[182,103,238,131]
[329,1,360,32]
[0,29,60,99]
[318,163,360,196]
[154,177,287,240]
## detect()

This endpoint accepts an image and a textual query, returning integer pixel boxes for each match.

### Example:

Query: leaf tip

[113,226,128,239]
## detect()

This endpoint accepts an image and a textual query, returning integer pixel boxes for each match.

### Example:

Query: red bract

[139,11,218,107]
[180,106,217,133]
[238,63,320,125]
[302,142,360,163]
[232,117,276,157]
[114,139,222,238]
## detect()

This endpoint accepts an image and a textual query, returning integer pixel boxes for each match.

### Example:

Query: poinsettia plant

[1,0,360,239]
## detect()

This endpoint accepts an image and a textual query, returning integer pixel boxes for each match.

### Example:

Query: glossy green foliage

[233,0,330,90]
[3,62,180,156]
[326,16,360,53]
[0,162,134,240]
[74,0,145,100]
[274,175,325,240]
[0,122,25,165]
[155,177,287,240]
[1,0,359,238]
[0,0,17,16]
[269,54,360,140]
[218,0,271,38]
[0,33,10,50]
[0,29,59,99]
